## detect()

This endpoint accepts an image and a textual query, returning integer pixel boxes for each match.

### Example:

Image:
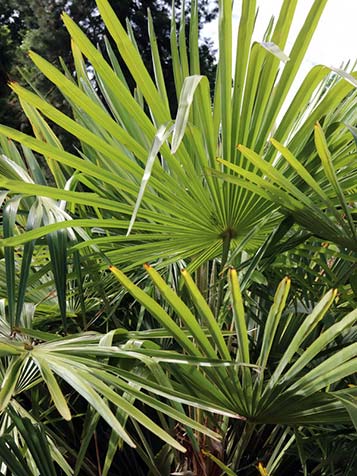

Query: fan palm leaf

[0,0,355,273]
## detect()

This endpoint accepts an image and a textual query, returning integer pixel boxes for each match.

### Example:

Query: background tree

[0,0,217,132]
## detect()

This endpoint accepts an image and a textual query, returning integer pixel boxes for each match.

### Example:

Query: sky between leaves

[202,0,357,96]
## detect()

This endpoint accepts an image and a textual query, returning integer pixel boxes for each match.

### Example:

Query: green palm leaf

[1,0,354,272]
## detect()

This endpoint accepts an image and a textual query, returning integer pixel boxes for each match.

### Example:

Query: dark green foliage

[0,409,58,476]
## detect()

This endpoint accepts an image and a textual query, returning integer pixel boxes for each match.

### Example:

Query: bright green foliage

[110,265,357,472]
[0,0,356,273]
[111,266,357,426]
[0,0,217,131]
[0,0,356,474]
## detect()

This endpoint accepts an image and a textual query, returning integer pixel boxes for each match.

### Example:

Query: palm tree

[1,0,356,272]
[0,0,356,474]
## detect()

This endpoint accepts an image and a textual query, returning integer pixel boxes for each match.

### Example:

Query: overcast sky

[202,0,357,78]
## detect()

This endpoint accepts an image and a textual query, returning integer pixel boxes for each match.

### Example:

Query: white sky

[202,0,357,80]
